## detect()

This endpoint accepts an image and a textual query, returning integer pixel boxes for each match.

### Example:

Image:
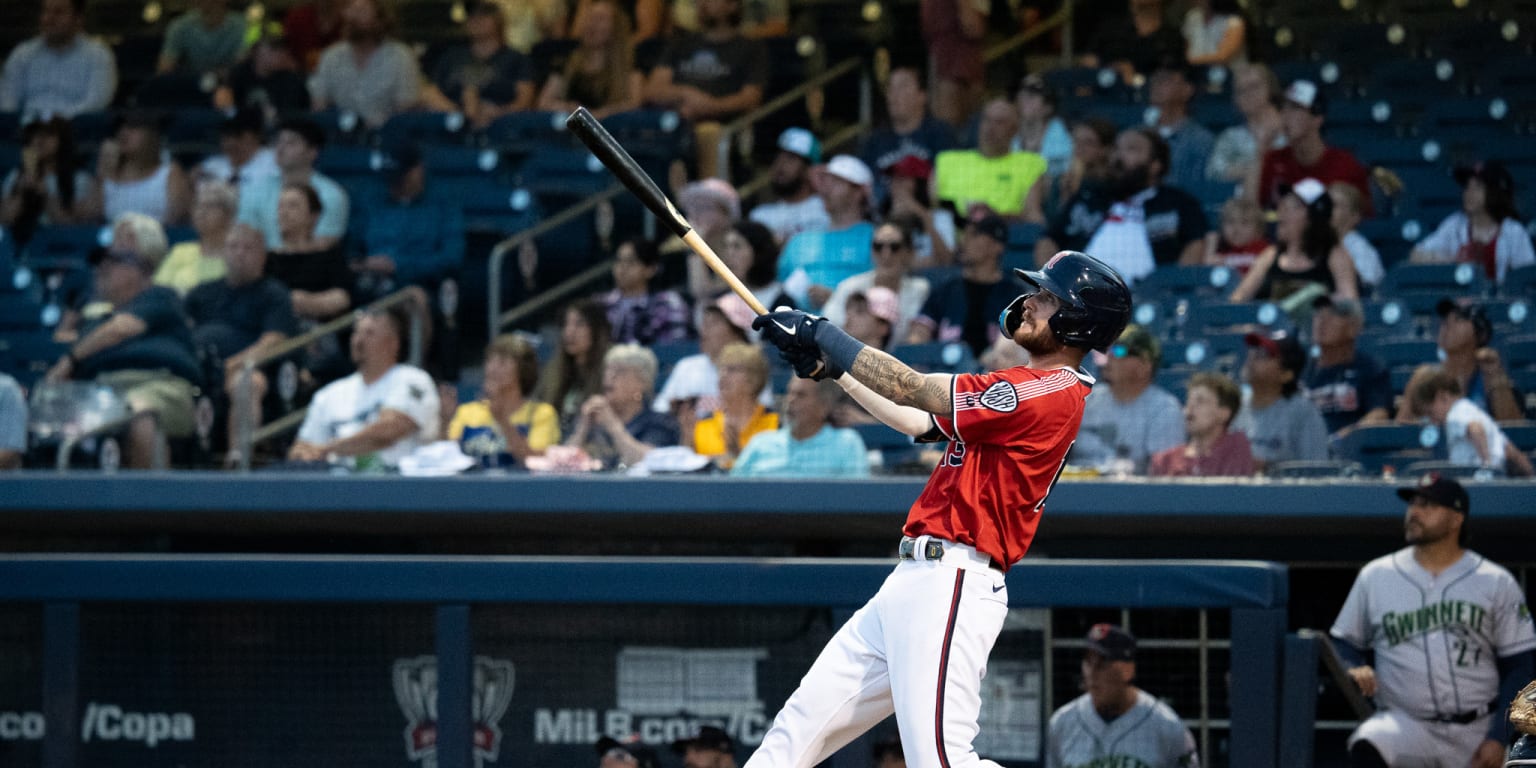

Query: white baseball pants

[744,538,1010,768]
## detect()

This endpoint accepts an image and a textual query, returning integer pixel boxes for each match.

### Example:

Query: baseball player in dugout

[1331,474,1536,768]
[1046,624,1199,768]
[746,250,1132,768]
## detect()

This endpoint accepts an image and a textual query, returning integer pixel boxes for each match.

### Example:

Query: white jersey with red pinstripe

[744,364,1094,768]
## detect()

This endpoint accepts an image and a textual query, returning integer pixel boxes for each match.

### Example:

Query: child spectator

[1410,161,1534,285]
[1406,366,1519,475]
[1150,371,1254,477]
[1203,196,1270,275]
[1329,182,1383,290]
[598,237,691,346]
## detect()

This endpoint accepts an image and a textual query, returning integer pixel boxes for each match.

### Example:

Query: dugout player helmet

[1005,251,1132,352]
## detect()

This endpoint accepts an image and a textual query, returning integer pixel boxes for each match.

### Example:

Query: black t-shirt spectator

[1090,18,1186,78]
[184,276,300,360]
[76,286,203,384]
[660,33,769,100]
[1047,185,1209,267]
[227,59,312,113]
[430,45,534,107]
[1303,352,1393,434]
[860,117,957,176]
[266,246,354,299]
[915,275,1018,357]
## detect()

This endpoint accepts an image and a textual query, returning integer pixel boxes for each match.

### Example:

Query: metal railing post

[237,359,255,472]
[407,303,424,367]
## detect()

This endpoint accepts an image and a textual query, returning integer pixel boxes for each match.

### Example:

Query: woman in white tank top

[90,113,193,226]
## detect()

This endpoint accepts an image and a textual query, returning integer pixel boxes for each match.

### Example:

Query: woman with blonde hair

[156,180,239,295]
[447,334,560,468]
[688,341,776,469]
[537,0,641,118]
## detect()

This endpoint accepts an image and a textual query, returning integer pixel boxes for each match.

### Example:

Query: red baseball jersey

[903,366,1093,570]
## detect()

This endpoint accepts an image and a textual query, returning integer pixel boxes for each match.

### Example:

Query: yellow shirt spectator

[933,149,1048,217]
[448,399,561,468]
[154,241,227,296]
[693,405,777,468]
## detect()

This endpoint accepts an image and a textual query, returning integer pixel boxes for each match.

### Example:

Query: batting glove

[752,308,823,355]
[778,346,844,381]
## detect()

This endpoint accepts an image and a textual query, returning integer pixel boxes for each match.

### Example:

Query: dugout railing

[0,556,1289,768]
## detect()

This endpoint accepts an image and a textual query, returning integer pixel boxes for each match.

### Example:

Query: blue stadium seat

[1502,334,1536,371]
[1373,338,1438,372]
[0,330,66,389]
[317,145,382,176]
[309,109,371,146]
[1501,421,1536,455]
[0,298,45,330]
[852,422,920,470]
[482,111,576,155]
[1335,424,1437,474]
[890,342,979,374]
[1502,264,1536,297]
[424,145,503,176]
[164,108,226,151]
[24,224,107,266]
[0,112,18,142]
[457,183,541,234]
[377,111,471,148]
[1135,264,1239,302]
[1481,297,1534,337]
[69,111,114,148]
[1378,262,1490,311]
[1266,460,1365,478]
[1184,300,1288,335]
[132,73,213,109]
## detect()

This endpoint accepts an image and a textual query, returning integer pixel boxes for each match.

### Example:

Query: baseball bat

[564,107,769,316]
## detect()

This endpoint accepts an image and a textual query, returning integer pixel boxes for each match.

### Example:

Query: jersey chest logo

[979,381,1018,412]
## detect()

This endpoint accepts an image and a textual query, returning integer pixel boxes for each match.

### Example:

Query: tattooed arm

[848,347,955,417]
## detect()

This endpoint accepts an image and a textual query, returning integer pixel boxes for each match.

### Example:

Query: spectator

[1082,0,1186,85]
[493,0,568,54]
[1434,297,1523,422]
[1328,182,1383,291]
[0,0,116,119]
[1303,296,1391,438]
[0,373,24,469]
[653,294,773,418]
[1208,62,1284,184]
[1331,475,1536,768]
[53,213,170,343]
[860,64,955,204]
[268,183,353,323]
[1037,127,1208,283]
[310,0,422,129]
[1229,178,1358,304]
[597,735,659,768]
[570,0,664,43]
[749,128,830,245]
[776,155,876,309]
[677,178,742,303]
[283,0,342,71]
[1407,367,1533,477]
[0,117,92,243]
[879,157,955,266]
[1023,116,1116,225]
[1202,196,1269,275]
[218,33,312,114]
[1250,79,1372,215]
[566,344,679,469]
[43,235,202,469]
[183,223,298,462]
[534,299,613,434]
[920,0,984,127]
[643,0,767,178]
[1012,74,1072,176]
[155,180,237,296]
[1146,59,1215,191]
[719,219,793,312]
[536,0,641,119]
[1235,330,1329,471]
[932,98,1048,220]
[238,117,349,250]
[841,286,901,350]
[1046,624,1200,768]
[157,0,247,76]
[447,334,559,469]
[354,144,465,297]
[671,727,738,768]
[89,112,194,227]
[599,236,691,346]
[732,377,868,477]
[1150,371,1254,477]
[1410,161,1534,284]
[906,212,1016,356]
[289,306,440,470]
[422,1,536,127]
[197,108,279,197]
[1182,0,1247,66]
[1071,324,1185,474]
[823,219,931,345]
[687,341,776,469]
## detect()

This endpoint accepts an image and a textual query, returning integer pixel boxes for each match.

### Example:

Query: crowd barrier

[0,557,1291,768]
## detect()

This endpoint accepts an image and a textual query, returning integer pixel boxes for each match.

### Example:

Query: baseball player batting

[1331,474,1536,768]
[745,250,1132,768]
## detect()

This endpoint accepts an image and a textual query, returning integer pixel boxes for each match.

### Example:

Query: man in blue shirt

[776,155,875,310]
[0,0,117,119]
[354,144,465,296]
[731,377,868,478]
[237,117,350,249]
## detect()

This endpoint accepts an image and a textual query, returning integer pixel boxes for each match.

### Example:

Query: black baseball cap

[1244,330,1307,376]
[1085,623,1136,661]
[1453,161,1514,197]
[671,725,733,754]
[596,735,658,768]
[1436,296,1493,347]
[1396,472,1470,515]
[277,116,326,149]
[967,212,1008,245]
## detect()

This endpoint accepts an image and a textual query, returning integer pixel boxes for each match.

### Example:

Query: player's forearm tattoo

[851,348,952,415]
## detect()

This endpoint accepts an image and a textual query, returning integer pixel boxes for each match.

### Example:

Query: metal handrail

[983,2,1072,64]
[233,287,427,471]
[486,181,625,339]
[714,55,870,180]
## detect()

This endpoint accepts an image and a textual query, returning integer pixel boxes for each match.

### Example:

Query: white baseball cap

[777,127,822,162]
[824,155,873,188]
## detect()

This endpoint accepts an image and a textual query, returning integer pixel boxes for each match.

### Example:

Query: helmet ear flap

[999,294,1029,337]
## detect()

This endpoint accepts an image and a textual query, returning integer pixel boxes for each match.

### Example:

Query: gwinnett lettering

[1380,599,1488,646]
[1065,756,1155,768]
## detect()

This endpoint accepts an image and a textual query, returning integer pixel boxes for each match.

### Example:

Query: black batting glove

[752,308,823,355]
[779,346,844,381]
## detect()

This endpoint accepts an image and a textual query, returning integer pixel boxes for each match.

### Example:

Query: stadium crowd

[0,0,1533,478]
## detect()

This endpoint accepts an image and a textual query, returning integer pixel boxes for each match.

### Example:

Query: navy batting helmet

[1003,251,1132,352]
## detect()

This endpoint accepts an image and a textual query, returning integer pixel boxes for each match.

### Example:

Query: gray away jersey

[1331,548,1536,719]
[1047,689,1199,768]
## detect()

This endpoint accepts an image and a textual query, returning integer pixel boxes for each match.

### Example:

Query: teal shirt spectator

[0,373,26,459]
[730,425,870,478]
[160,9,247,75]
[776,221,875,309]
[237,172,351,250]
[355,187,465,288]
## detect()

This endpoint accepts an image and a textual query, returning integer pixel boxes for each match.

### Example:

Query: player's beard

[1405,518,1450,546]
[1017,323,1064,357]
